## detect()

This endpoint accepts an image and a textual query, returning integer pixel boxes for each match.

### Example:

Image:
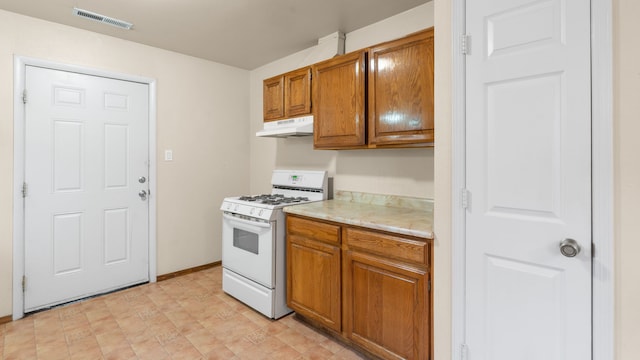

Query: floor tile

[0,266,364,359]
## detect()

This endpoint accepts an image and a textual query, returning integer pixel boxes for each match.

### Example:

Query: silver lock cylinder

[559,238,580,257]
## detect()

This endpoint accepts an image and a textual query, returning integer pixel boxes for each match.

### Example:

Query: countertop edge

[284,200,434,240]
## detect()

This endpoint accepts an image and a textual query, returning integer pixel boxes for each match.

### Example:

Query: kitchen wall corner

[248,2,436,200]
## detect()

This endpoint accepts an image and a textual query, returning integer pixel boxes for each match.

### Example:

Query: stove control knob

[250,208,255,215]
[234,205,239,212]
[258,209,264,216]
[226,203,231,210]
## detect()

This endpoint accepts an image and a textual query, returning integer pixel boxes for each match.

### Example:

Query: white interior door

[24,65,150,312]
[465,0,592,359]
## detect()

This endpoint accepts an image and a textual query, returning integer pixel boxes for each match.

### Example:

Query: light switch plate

[164,150,173,161]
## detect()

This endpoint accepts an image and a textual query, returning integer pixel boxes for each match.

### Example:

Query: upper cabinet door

[284,67,312,118]
[368,28,434,146]
[313,51,367,149]
[263,75,284,121]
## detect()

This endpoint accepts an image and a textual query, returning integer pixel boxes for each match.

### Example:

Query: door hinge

[22,89,27,104]
[22,275,26,292]
[461,343,469,360]
[461,188,470,209]
[461,34,470,55]
[22,182,28,198]
[428,279,431,292]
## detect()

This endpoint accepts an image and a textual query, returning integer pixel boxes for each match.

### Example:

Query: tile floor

[0,266,366,359]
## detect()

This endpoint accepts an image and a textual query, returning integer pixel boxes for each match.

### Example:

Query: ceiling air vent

[72,7,133,30]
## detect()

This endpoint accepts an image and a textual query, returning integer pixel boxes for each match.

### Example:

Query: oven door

[222,213,275,288]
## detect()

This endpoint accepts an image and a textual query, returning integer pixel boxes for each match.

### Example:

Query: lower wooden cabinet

[343,250,429,360]
[286,214,432,360]
[286,216,342,332]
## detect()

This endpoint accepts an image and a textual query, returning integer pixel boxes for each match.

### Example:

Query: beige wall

[433,0,451,359]
[248,3,435,198]
[0,10,251,317]
[614,1,640,359]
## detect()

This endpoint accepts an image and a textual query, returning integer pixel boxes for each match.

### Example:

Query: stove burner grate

[237,194,311,205]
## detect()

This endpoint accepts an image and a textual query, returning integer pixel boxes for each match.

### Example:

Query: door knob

[559,238,580,257]
[138,176,146,184]
[138,190,147,201]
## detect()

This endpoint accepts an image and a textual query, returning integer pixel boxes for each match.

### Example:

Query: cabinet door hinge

[461,34,470,55]
[22,275,26,292]
[461,188,470,209]
[461,343,469,360]
[22,182,28,198]
[428,279,431,292]
[22,89,27,104]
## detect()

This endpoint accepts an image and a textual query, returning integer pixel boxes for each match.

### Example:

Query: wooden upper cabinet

[263,75,284,121]
[312,51,367,149]
[284,67,312,118]
[368,28,434,146]
[311,28,434,149]
[263,67,312,122]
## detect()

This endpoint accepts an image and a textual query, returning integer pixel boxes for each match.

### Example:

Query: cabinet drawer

[345,227,428,266]
[287,216,341,245]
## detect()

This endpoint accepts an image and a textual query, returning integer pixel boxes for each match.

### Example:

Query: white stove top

[235,194,313,206]
[221,170,328,221]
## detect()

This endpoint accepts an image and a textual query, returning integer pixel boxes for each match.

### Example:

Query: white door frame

[12,56,158,320]
[450,0,614,359]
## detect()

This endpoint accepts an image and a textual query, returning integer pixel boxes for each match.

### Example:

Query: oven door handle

[222,213,272,229]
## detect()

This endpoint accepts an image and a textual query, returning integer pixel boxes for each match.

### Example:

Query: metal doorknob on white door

[559,238,580,257]
[138,190,147,201]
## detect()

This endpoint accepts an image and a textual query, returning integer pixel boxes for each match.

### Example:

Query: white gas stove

[220,170,328,319]
[221,170,327,220]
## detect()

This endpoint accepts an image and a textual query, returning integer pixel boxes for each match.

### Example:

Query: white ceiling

[0,0,430,70]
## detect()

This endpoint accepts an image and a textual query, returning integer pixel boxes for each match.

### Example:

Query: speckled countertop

[283,191,434,239]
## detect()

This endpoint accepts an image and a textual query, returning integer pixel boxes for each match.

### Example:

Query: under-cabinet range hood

[256,115,313,138]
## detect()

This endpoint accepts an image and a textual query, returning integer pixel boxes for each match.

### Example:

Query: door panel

[104,124,129,188]
[104,208,129,264]
[24,66,149,311]
[487,1,562,57]
[53,212,83,274]
[486,73,562,219]
[53,120,84,192]
[465,0,591,359]
[484,256,564,359]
